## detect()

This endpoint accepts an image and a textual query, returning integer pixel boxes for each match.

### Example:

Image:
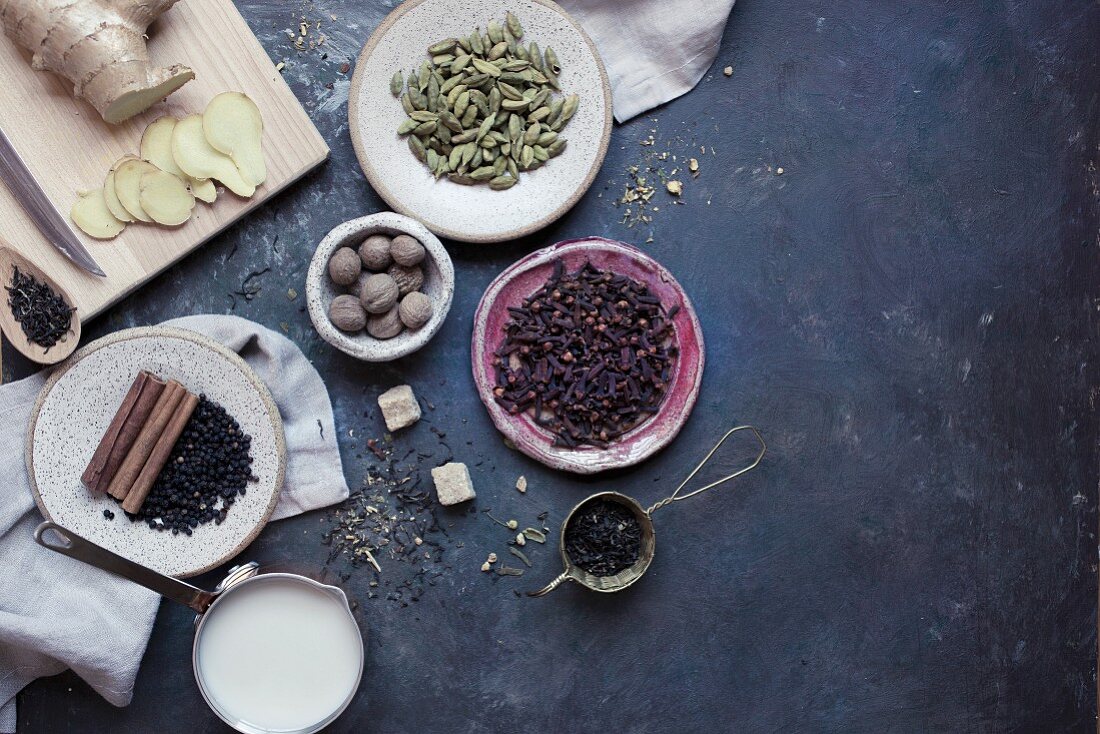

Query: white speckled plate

[349,0,613,243]
[27,327,286,578]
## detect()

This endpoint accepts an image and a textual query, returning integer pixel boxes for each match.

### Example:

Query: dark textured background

[10,0,1100,731]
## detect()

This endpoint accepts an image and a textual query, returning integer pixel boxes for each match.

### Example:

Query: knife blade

[0,125,106,277]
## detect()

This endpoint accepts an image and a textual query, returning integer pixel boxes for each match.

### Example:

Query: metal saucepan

[529,426,766,597]
[34,521,364,734]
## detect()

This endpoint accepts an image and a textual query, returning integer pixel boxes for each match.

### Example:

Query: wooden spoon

[0,246,81,365]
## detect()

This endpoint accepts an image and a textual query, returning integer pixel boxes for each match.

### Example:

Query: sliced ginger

[71,189,125,239]
[103,156,137,223]
[139,169,195,226]
[202,92,266,187]
[113,158,159,222]
[141,116,217,203]
[70,92,267,238]
[172,113,255,197]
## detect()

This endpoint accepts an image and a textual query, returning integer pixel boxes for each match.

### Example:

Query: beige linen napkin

[560,0,738,121]
[0,315,350,732]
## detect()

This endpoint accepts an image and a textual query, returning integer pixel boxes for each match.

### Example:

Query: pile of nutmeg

[326,232,434,339]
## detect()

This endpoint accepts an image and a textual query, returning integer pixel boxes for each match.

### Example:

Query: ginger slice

[103,156,137,222]
[171,113,255,198]
[202,92,266,187]
[140,116,216,203]
[139,169,195,226]
[113,158,159,222]
[71,188,125,239]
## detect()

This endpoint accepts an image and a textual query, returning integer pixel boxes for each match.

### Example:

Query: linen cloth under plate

[559,0,737,122]
[0,315,350,732]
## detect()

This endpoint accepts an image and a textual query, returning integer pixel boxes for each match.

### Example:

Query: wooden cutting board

[0,0,329,320]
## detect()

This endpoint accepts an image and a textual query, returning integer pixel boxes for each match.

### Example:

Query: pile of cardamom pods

[391,12,579,190]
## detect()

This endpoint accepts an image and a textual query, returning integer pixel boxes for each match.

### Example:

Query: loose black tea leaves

[564,499,642,577]
[6,266,74,350]
[492,259,677,448]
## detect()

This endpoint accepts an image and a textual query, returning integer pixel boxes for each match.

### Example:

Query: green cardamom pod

[505,12,523,39]
[560,94,579,123]
[408,135,426,162]
[487,20,503,45]
[471,58,501,77]
[546,139,566,157]
[489,174,517,190]
[428,38,458,55]
[544,47,561,75]
[460,105,478,127]
[454,91,470,118]
[390,71,404,97]
[451,54,472,74]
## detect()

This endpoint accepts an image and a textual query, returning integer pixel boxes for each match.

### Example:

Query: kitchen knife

[0,125,106,277]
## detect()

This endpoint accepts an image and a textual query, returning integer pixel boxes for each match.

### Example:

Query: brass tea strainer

[529,426,766,597]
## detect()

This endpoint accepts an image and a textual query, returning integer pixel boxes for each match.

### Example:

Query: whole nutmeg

[358,234,393,271]
[367,306,404,339]
[387,263,424,295]
[328,247,361,286]
[390,234,426,266]
[329,294,366,332]
[398,291,433,329]
[360,273,399,314]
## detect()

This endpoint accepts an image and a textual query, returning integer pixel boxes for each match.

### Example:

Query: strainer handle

[646,425,766,515]
[527,571,571,597]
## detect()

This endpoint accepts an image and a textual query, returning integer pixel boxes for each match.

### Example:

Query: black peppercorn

[108,396,256,534]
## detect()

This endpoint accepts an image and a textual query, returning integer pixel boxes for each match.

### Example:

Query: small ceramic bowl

[306,213,454,361]
[472,237,705,474]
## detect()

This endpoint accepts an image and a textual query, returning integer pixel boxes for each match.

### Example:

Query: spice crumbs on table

[516,475,527,493]
[723,65,733,76]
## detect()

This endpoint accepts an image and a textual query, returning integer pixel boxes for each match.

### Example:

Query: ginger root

[0,0,193,124]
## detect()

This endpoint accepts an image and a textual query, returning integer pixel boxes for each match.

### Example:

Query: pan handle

[34,521,217,614]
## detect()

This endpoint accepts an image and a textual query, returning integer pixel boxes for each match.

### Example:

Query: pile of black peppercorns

[119,395,257,535]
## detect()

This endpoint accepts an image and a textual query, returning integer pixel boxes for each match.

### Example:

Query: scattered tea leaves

[509,546,532,567]
[522,528,546,543]
[497,565,524,576]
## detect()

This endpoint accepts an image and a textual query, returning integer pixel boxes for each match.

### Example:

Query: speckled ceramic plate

[27,327,286,578]
[348,0,613,243]
[472,238,705,474]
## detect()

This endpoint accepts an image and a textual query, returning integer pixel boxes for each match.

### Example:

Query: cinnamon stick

[105,381,185,501]
[82,371,167,493]
[121,391,199,515]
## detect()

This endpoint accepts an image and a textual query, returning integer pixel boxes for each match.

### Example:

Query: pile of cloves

[492,259,678,448]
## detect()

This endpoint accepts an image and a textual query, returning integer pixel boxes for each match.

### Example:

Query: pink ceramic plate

[472,238,705,474]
